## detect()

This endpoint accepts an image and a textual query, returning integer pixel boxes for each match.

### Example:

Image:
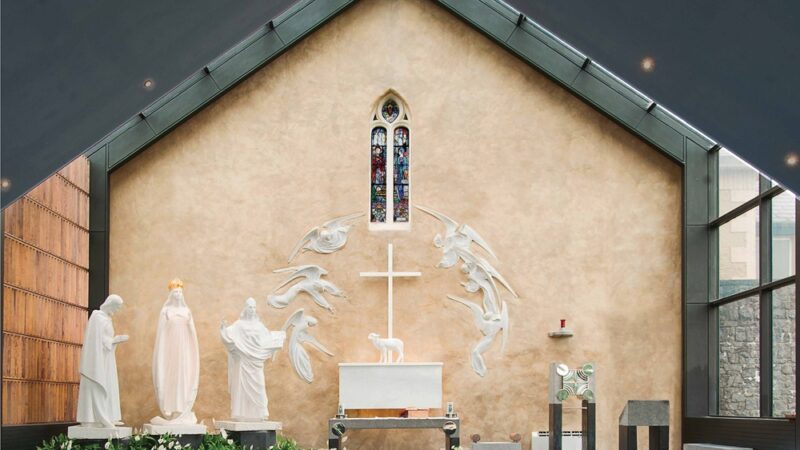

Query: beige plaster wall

[108,1,683,448]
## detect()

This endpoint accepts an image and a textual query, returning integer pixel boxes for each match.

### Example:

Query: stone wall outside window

[718,284,796,417]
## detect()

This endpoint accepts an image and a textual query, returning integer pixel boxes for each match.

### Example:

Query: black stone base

[73,438,130,448]
[175,434,203,449]
[229,430,277,450]
[619,425,669,450]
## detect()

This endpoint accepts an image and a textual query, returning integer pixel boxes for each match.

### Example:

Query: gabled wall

[107,1,682,448]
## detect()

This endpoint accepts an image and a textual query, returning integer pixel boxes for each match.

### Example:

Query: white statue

[76,294,129,428]
[415,205,497,268]
[151,279,200,425]
[287,212,364,262]
[281,309,334,383]
[447,295,509,377]
[267,265,345,313]
[220,298,286,421]
[458,249,518,313]
[368,333,404,363]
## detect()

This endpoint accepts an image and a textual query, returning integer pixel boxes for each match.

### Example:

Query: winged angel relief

[266,213,361,383]
[268,265,346,313]
[287,213,363,262]
[416,205,518,377]
[269,206,517,381]
[281,309,334,383]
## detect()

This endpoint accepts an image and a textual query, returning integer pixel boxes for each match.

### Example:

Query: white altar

[339,362,442,409]
[339,244,444,411]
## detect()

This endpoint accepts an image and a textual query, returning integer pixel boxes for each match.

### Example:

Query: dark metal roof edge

[83,0,357,169]
[85,0,719,174]
[439,0,718,159]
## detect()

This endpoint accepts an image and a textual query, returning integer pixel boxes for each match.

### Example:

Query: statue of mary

[150,279,200,425]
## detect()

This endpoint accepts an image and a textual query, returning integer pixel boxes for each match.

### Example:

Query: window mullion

[760,289,773,417]
[386,126,395,225]
[709,149,720,415]
[758,176,772,417]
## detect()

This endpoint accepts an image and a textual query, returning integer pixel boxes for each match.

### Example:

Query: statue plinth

[143,422,207,435]
[67,425,132,440]
[214,420,282,432]
[216,420,281,449]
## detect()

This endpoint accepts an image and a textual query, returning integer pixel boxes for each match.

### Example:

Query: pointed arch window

[370,95,410,229]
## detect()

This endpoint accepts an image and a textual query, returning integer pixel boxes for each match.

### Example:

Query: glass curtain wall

[713,148,797,418]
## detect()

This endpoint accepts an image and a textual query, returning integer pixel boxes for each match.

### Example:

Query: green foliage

[128,432,182,450]
[38,432,314,450]
[270,435,301,450]
[197,432,240,450]
[37,434,75,450]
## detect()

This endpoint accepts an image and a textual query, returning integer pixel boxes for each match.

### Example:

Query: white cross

[360,243,421,343]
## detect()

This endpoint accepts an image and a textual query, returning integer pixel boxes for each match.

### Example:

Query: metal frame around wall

[70,0,796,449]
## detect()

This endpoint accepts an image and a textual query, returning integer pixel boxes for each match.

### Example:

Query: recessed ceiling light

[786,152,799,167]
[640,56,655,73]
[1,178,10,191]
[143,79,154,90]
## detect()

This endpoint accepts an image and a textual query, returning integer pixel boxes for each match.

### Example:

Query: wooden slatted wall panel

[2,157,89,425]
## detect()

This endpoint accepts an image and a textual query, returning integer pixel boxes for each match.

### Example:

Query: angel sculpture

[281,309,334,383]
[267,265,345,313]
[457,249,518,313]
[415,205,497,268]
[448,295,509,377]
[288,212,364,262]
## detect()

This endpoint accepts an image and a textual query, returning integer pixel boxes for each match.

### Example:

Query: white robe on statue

[151,288,200,424]
[220,299,285,421]
[76,309,122,426]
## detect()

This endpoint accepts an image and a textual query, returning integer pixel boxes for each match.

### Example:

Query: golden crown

[168,278,184,290]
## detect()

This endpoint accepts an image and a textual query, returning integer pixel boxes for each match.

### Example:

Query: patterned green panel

[637,113,686,162]
[506,28,581,85]
[107,119,155,168]
[210,32,285,89]
[145,76,220,134]
[274,0,353,44]
[438,0,516,42]
[571,71,647,128]
[685,139,711,225]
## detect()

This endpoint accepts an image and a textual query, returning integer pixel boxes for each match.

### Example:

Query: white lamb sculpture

[368,333,404,363]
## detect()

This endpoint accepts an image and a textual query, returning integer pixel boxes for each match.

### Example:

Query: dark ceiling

[1,0,296,207]
[2,0,799,208]
[507,0,800,194]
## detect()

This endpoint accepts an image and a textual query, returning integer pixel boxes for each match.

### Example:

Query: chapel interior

[1,1,798,450]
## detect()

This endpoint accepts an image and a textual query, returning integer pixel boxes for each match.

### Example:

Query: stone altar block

[339,362,442,410]
[216,421,281,449]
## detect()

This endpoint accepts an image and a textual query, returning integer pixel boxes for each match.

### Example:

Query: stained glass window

[393,127,410,222]
[381,99,399,123]
[370,96,410,227]
[371,127,387,223]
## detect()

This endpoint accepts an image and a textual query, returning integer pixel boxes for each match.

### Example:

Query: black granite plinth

[229,430,277,450]
[73,438,130,449]
[175,434,203,449]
